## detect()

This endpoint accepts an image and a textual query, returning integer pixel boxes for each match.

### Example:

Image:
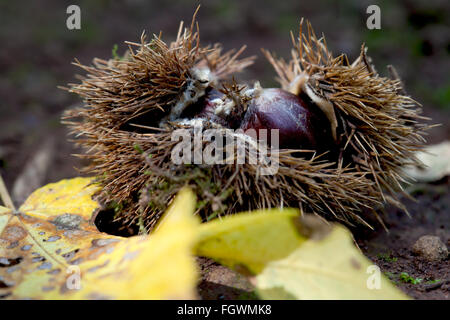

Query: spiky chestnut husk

[263,20,430,218]
[63,15,430,233]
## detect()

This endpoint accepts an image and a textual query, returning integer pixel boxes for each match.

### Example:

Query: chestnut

[183,86,333,154]
[182,87,246,129]
[240,88,333,152]
[180,87,229,127]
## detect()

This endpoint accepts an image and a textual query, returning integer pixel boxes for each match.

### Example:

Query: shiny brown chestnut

[240,88,332,152]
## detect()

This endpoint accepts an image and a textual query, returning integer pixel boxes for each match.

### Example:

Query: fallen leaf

[0,178,199,299]
[19,177,101,221]
[255,225,407,299]
[196,211,408,299]
[1,176,409,300]
[196,208,303,274]
[403,141,450,182]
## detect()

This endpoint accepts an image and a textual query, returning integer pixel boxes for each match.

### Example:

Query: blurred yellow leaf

[0,178,199,299]
[1,176,409,300]
[196,211,408,300]
[403,141,450,182]
[0,205,10,216]
[196,208,303,274]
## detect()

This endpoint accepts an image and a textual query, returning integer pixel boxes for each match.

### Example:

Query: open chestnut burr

[186,85,334,153]
[64,13,429,233]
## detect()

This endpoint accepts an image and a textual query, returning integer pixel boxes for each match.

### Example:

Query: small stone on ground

[412,235,448,262]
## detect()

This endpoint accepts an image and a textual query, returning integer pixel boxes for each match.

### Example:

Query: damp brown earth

[354,178,450,300]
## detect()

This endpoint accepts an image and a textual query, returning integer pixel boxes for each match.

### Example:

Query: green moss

[112,44,120,60]
[425,279,441,284]
[133,144,144,154]
[206,211,219,222]
[377,252,398,263]
[104,200,126,219]
[137,216,146,235]
[399,272,422,284]
[111,44,129,61]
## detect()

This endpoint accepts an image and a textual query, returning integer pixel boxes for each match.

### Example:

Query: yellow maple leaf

[0,177,199,299]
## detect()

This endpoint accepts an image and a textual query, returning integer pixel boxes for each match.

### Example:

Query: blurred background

[0,0,449,205]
